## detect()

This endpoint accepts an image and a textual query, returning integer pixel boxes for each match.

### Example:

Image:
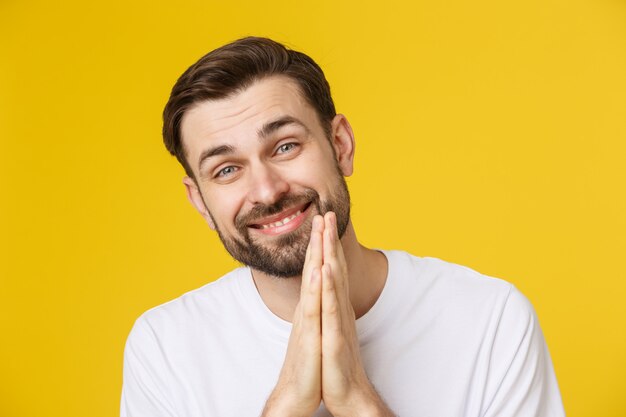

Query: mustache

[235,189,319,230]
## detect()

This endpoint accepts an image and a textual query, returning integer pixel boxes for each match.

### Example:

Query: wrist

[329,385,394,417]
[262,385,316,417]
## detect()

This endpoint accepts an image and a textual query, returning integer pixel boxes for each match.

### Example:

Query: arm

[121,318,177,417]
[482,287,565,417]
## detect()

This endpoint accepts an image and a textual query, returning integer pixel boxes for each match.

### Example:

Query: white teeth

[259,210,302,229]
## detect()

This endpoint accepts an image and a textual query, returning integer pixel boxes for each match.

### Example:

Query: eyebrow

[197,115,310,172]
[257,115,310,139]
[197,144,235,171]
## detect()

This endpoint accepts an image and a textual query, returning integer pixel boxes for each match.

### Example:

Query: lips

[249,202,310,229]
[247,202,312,236]
[256,209,302,229]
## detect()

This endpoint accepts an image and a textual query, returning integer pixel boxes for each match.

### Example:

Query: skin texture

[181,76,352,279]
[179,76,394,416]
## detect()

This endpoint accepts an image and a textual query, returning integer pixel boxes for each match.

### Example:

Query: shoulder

[125,267,249,344]
[383,250,536,322]
[387,250,514,299]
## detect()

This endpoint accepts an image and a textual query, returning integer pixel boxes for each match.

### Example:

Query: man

[121,37,565,417]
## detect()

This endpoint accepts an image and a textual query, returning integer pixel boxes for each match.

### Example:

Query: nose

[247,163,290,206]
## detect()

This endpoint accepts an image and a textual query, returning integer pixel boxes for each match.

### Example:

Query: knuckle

[303,305,319,320]
[325,303,339,315]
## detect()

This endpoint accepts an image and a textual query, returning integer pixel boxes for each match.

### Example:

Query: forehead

[180,76,319,163]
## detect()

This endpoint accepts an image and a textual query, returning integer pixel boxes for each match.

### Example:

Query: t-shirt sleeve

[121,316,178,417]
[482,286,565,417]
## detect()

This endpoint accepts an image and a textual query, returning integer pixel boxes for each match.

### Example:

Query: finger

[282,267,321,412]
[323,212,349,300]
[321,263,341,337]
[304,215,318,262]
[326,212,348,270]
[301,266,322,340]
[301,215,324,297]
[324,212,346,264]
[323,213,336,258]
[304,215,322,264]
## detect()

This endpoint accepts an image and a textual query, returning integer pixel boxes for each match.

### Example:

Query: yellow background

[1,0,624,416]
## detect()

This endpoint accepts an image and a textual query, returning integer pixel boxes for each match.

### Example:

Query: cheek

[206,190,246,229]
[287,152,335,184]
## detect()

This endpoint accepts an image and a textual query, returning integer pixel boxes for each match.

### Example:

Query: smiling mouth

[248,202,312,231]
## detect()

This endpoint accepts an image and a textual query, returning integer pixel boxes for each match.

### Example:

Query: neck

[250,221,388,322]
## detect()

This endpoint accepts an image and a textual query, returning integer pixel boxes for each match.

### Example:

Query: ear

[182,176,216,230]
[330,114,355,177]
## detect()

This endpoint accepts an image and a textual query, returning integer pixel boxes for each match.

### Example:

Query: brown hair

[162,36,337,178]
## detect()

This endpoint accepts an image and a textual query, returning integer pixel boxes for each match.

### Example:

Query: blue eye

[277,143,297,154]
[216,166,238,178]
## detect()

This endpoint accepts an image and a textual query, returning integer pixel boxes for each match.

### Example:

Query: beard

[210,175,351,278]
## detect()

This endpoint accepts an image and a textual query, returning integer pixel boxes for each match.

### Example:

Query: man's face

[180,76,354,278]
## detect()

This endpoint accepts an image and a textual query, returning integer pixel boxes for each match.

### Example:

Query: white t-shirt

[121,250,565,417]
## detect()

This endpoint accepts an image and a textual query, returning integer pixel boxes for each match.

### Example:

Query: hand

[262,216,324,417]
[319,212,393,417]
[263,213,394,417]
